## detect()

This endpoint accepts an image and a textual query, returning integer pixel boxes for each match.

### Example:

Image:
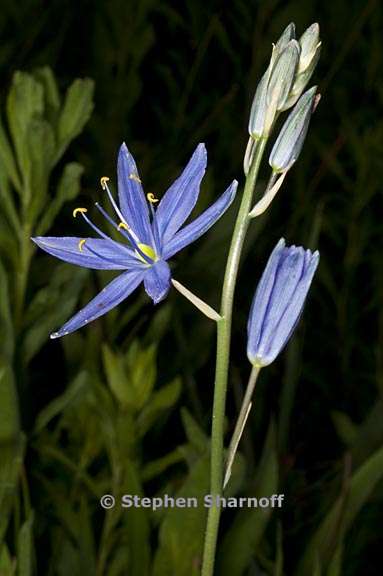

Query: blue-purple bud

[247,238,319,366]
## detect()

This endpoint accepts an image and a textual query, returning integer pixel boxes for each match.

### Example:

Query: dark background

[0,0,382,574]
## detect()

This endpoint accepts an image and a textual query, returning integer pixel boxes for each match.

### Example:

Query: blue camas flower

[33,143,237,338]
[247,238,319,366]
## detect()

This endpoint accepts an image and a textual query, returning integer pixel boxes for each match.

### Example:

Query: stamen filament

[78,239,86,251]
[100,177,131,233]
[95,203,153,264]
[95,203,135,243]
[78,211,112,241]
[148,199,162,254]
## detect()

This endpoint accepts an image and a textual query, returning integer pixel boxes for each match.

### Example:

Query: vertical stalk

[201,137,267,576]
[15,224,33,330]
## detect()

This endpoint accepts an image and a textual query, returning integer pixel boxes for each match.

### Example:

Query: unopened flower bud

[269,86,317,173]
[274,22,296,54]
[264,40,300,132]
[247,238,319,367]
[281,23,321,110]
[248,70,269,138]
[299,23,320,72]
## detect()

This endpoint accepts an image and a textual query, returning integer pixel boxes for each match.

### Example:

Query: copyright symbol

[100,494,115,509]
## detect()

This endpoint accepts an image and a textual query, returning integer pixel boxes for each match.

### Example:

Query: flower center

[136,243,157,263]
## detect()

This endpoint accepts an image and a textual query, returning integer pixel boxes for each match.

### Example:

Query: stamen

[73,207,87,218]
[78,239,86,251]
[95,203,153,265]
[129,173,142,183]
[147,192,159,203]
[148,197,161,254]
[100,176,110,189]
[75,209,111,242]
[95,203,133,242]
[100,177,130,231]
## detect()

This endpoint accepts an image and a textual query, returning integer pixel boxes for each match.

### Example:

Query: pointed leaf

[27,117,56,223]
[0,543,15,575]
[36,162,84,235]
[103,345,137,409]
[6,72,44,195]
[0,261,14,360]
[0,362,19,442]
[34,371,88,433]
[56,78,94,161]
[126,341,157,409]
[181,408,208,454]
[0,112,21,191]
[0,436,24,542]
[33,67,61,123]
[137,377,181,437]
[17,514,34,576]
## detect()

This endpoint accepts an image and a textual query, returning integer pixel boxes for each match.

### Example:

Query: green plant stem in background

[15,225,33,330]
[201,138,267,576]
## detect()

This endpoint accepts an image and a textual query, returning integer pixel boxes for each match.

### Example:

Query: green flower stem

[201,137,267,576]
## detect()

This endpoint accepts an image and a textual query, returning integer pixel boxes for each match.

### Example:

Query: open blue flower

[32,143,237,339]
[247,238,319,366]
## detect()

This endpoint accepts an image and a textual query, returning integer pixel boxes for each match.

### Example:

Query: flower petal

[155,144,207,245]
[247,238,286,360]
[162,180,238,259]
[117,143,153,245]
[256,246,305,359]
[32,236,142,270]
[143,260,171,304]
[263,249,319,363]
[50,269,145,339]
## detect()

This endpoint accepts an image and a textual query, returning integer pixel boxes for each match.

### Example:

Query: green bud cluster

[248,23,321,139]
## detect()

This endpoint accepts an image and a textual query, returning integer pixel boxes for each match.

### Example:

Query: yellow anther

[147,192,159,204]
[73,207,87,218]
[129,173,142,183]
[118,222,129,231]
[78,239,86,251]
[100,176,110,189]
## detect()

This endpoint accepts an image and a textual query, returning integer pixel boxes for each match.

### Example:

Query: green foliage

[218,421,279,575]
[0,66,93,570]
[17,514,34,576]
[298,445,383,574]
[152,454,210,576]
